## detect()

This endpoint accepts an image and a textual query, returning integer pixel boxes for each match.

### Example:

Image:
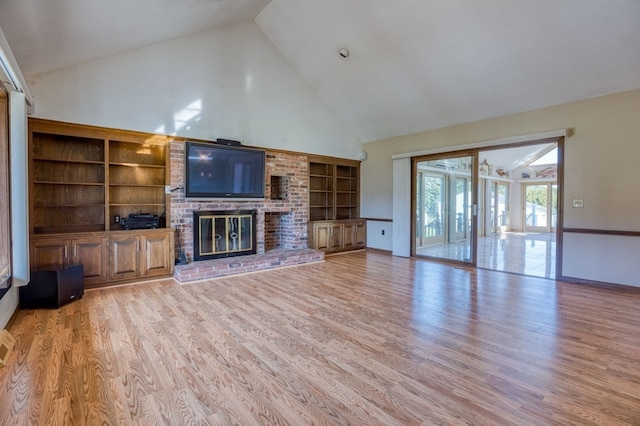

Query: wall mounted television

[185,141,266,199]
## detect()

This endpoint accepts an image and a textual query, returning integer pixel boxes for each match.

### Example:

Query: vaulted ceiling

[1,0,640,143]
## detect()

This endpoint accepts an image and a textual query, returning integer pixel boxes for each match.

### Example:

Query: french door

[488,181,509,235]
[523,183,557,232]
[414,153,477,264]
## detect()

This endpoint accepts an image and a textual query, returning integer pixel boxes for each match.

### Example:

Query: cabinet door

[30,239,69,271]
[355,221,366,248]
[342,222,357,251]
[72,237,107,285]
[140,232,173,277]
[343,220,366,250]
[312,223,331,251]
[311,222,344,252]
[329,223,343,251]
[312,223,343,251]
[108,236,140,280]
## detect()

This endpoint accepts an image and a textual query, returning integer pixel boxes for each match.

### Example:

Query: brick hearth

[174,248,324,282]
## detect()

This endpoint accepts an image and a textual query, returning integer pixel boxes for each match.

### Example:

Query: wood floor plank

[2,250,640,424]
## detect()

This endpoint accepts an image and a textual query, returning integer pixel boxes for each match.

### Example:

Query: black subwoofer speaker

[20,264,84,309]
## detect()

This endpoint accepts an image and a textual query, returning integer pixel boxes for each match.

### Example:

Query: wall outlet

[572,199,584,208]
[381,229,385,235]
[114,215,120,223]
[165,185,171,194]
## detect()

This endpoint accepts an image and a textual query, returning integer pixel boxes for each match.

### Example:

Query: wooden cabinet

[30,239,68,270]
[28,119,174,288]
[31,229,174,288]
[109,235,141,281]
[308,156,364,253]
[308,220,366,254]
[107,230,174,281]
[30,236,108,285]
[70,237,108,285]
[310,222,343,252]
[342,220,366,251]
[140,233,174,277]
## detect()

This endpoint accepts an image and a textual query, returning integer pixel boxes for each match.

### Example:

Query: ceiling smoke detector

[338,48,350,59]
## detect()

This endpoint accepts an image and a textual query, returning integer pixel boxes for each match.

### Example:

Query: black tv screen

[185,141,266,199]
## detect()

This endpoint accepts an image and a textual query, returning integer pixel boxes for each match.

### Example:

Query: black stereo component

[121,213,159,230]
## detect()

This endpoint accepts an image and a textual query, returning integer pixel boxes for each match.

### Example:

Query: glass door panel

[497,182,508,232]
[489,181,497,234]
[416,172,445,247]
[524,183,556,232]
[414,155,475,264]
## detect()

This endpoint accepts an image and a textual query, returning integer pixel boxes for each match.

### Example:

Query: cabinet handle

[74,245,77,258]
[64,246,68,259]
[136,240,139,252]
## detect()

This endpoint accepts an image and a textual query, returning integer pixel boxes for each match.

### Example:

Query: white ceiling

[1,0,640,143]
[481,143,556,172]
[0,0,272,77]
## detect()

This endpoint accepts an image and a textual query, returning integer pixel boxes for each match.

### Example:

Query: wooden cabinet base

[30,228,174,289]
[308,219,366,254]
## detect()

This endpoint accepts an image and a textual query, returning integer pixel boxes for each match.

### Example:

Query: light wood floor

[1,250,640,425]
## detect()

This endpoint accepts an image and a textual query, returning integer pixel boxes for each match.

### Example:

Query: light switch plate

[573,199,584,208]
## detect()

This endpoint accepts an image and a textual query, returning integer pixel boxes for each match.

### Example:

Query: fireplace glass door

[194,210,256,260]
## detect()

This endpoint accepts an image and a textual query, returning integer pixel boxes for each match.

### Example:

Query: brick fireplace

[169,141,323,281]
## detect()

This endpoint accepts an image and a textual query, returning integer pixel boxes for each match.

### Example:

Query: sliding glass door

[414,153,477,264]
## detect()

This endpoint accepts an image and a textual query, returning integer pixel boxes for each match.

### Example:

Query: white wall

[28,23,362,159]
[366,220,392,251]
[362,89,640,287]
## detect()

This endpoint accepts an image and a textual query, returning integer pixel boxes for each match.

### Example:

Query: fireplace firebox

[193,210,257,261]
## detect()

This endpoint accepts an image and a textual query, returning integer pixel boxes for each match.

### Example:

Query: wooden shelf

[110,203,164,207]
[29,119,174,288]
[34,181,105,186]
[308,158,360,221]
[34,203,105,208]
[109,184,166,188]
[33,224,107,234]
[109,162,165,168]
[33,157,104,165]
[29,118,170,234]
